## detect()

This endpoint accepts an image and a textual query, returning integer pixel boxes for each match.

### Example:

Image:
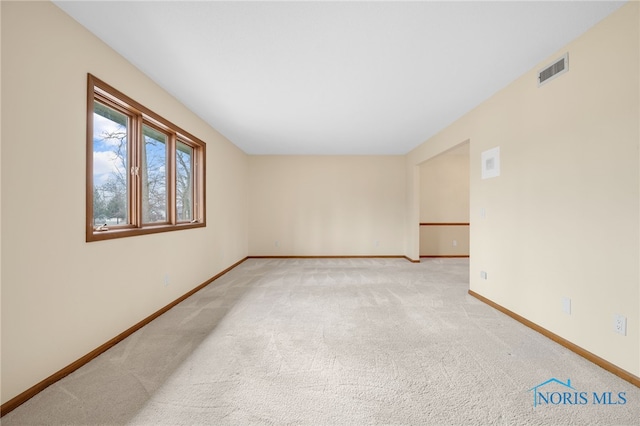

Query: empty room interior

[1,0,639,424]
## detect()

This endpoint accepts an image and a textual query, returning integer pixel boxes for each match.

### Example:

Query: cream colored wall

[419,143,469,256]
[0,0,3,390]
[419,226,469,256]
[1,1,248,404]
[249,156,406,256]
[408,3,639,376]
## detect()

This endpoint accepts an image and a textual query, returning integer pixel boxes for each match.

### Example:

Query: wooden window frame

[87,74,206,242]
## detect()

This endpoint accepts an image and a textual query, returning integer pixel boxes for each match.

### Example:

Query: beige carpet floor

[3,258,639,425]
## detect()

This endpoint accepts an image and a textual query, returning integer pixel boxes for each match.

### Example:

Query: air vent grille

[538,53,569,87]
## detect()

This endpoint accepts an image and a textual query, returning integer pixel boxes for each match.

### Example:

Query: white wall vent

[538,53,569,87]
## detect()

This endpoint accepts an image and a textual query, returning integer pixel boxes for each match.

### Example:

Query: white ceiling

[53,1,625,155]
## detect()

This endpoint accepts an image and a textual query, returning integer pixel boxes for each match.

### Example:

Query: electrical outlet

[164,274,170,286]
[274,240,279,247]
[613,314,627,336]
[480,271,488,280]
[562,297,571,315]
[452,240,458,247]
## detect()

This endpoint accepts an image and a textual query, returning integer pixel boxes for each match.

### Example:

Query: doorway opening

[418,141,470,258]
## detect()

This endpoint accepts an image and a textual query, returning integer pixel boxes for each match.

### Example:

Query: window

[87,74,205,241]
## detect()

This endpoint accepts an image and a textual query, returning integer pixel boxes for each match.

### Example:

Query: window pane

[176,141,194,222]
[93,101,129,226]
[142,124,168,223]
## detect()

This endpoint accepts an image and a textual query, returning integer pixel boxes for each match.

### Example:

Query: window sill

[87,222,205,242]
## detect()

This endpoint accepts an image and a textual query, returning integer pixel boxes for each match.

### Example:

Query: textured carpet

[3,258,639,425]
